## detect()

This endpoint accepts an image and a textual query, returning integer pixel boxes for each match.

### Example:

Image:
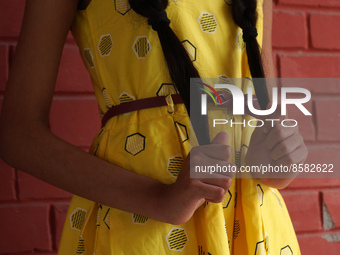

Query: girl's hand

[245,106,308,189]
[160,132,235,225]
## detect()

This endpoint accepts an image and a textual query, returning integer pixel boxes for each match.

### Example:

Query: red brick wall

[272,0,340,253]
[0,0,340,254]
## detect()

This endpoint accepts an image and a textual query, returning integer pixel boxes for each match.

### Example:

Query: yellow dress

[58,0,301,254]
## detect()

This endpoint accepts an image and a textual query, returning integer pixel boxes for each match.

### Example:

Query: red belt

[101,93,261,127]
[101,94,184,127]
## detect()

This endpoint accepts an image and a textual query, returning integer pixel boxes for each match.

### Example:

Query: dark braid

[129,0,210,145]
[128,0,269,144]
[129,0,198,112]
[232,0,269,110]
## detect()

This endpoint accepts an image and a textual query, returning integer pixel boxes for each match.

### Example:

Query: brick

[281,78,340,94]
[0,0,25,37]
[0,45,8,92]
[296,146,340,179]
[289,178,340,189]
[0,204,52,253]
[272,11,308,49]
[55,47,93,92]
[18,171,72,200]
[49,98,101,147]
[315,100,340,141]
[323,190,340,228]
[310,14,340,50]
[278,0,340,7]
[53,203,69,248]
[0,160,16,201]
[280,55,340,78]
[281,191,322,232]
[298,234,340,255]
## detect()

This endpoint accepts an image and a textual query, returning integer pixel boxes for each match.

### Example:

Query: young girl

[0,0,307,254]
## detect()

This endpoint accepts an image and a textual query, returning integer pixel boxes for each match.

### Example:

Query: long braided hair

[129,0,269,145]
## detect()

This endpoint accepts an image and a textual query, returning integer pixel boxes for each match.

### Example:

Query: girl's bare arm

[0,0,171,221]
[0,0,231,225]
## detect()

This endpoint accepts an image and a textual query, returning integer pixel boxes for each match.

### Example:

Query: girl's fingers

[191,144,232,162]
[275,145,308,166]
[264,124,297,150]
[197,181,230,203]
[197,176,233,190]
[210,131,229,145]
[183,132,234,204]
[190,132,231,161]
[270,133,303,161]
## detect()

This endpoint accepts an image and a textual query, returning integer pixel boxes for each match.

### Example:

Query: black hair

[231,0,269,110]
[128,0,268,144]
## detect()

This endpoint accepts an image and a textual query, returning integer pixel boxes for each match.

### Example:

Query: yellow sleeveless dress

[58,0,301,254]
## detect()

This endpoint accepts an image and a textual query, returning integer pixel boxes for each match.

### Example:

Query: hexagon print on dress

[233,219,241,240]
[222,189,232,209]
[235,148,241,169]
[217,74,233,86]
[133,36,151,59]
[102,88,114,108]
[281,245,293,255]
[98,34,113,56]
[103,208,110,229]
[254,240,266,255]
[156,83,177,96]
[182,40,197,61]
[131,213,149,225]
[77,236,85,254]
[175,122,189,143]
[96,204,102,227]
[119,91,135,104]
[167,154,184,178]
[256,184,264,206]
[166,227,189,251]
[114,0,131,15]
[70,208,87,231]
[236,30,246,51]
[83,48,94,68]
[125,133,145,156]
[198,11,218,34]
